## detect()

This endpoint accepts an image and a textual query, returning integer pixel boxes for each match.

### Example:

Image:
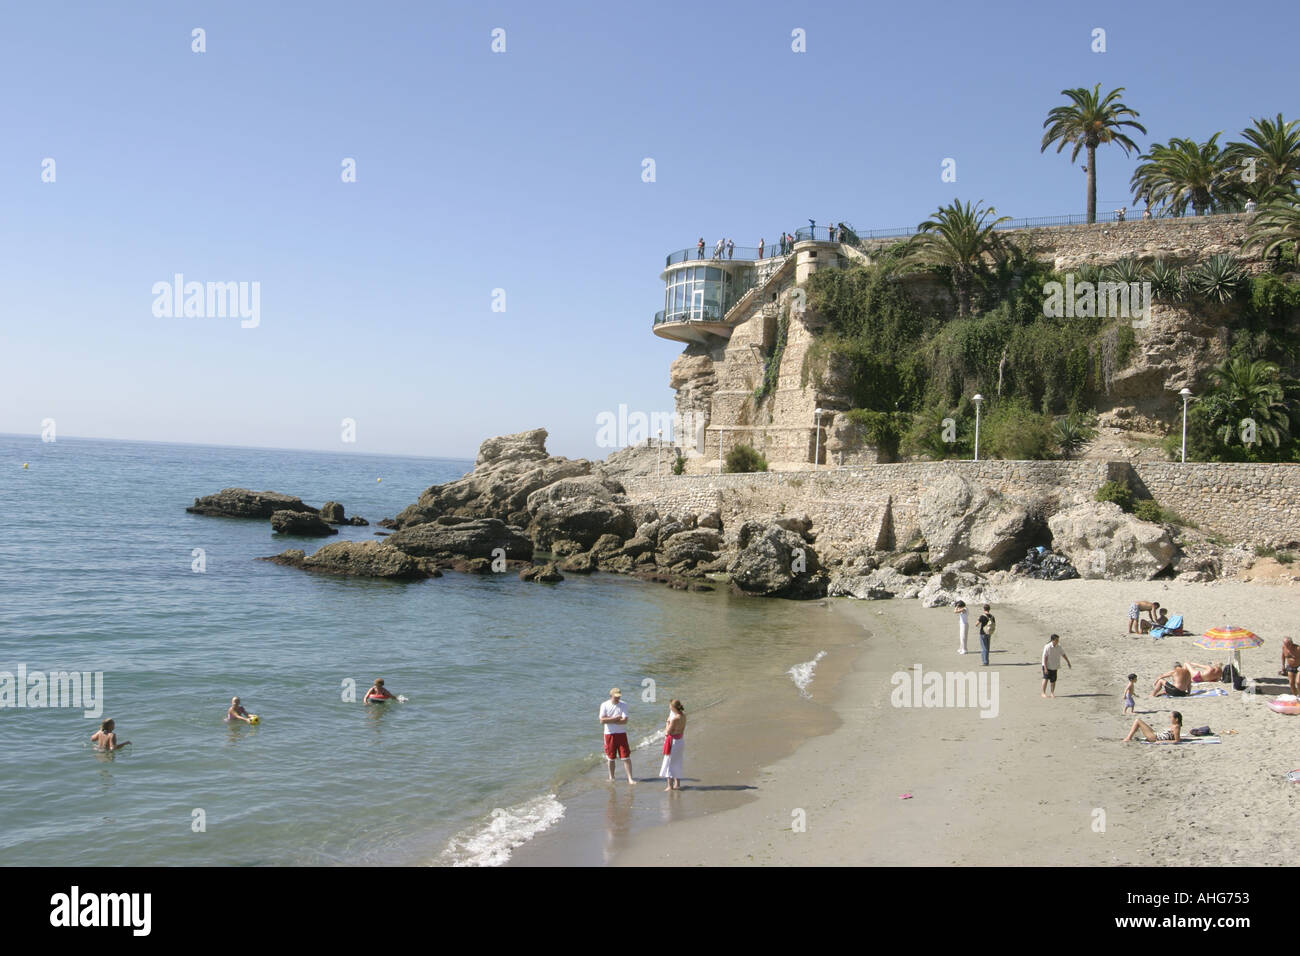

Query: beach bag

[1221,663,1235,685]
[1189,726,1213,737]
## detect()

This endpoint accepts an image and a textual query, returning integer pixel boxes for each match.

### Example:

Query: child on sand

[1123,674,1137,715]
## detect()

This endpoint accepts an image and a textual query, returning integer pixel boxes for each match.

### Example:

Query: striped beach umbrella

[1193,626,1263,684]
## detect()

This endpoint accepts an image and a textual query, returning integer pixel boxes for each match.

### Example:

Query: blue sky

[1,0,1294,459]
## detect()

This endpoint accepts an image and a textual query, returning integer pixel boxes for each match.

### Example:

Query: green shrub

[979,398,1056,460]
[1053,414,1096,459]
[901,406,968,459]
[672,453,686,476]
[1096,479,1135,513]
[1133,499,1163,523]
[1278,551,1296,565]
[724,444,768,473]
[845,408,906,459]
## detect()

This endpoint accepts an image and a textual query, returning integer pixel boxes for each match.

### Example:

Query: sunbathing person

[1184,661,1224,683]
[1152,662,1192,697]
[1124,710,1182,743]
[1139,609,1170,634]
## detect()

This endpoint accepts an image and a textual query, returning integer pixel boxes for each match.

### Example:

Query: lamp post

[657,429,663,479]
[813,407,825,471]
[972,394,984,462]
[1179,388,1192,463]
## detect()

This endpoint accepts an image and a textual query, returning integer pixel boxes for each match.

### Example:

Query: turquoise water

[0,435,834,865]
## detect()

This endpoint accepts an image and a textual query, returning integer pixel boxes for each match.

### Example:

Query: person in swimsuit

[660,699,687,792]
[226,697,254,723]
[364,678,396,703]
[1152,662,1192,698]
[90,719,130,752]
[1128,600,1160,634]
[1184,662,1224,683]
[1139,609,1170,634]
[1123,674,1137,715]
[1282,638,1300,695]
[1124,710,1182,743]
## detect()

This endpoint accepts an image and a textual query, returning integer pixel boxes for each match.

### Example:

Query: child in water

[1123,674,1137,715]
[90,719,130,752]
[364,678,395,703]
[226,697,254,723]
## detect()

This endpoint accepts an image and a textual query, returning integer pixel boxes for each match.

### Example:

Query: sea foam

[787,651,827,697]
[442,794,565,867]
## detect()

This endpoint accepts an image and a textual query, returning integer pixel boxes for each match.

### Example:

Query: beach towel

[1150,615,1186,639]
[1139,736,1221,745]
[659,734,685,779]
[1189,687,1228,697]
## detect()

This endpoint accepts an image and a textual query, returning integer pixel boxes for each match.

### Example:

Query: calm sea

[0,435,838,865]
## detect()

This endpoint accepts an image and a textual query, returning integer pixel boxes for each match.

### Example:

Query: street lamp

[1179,388,1193,463]
[813,407,825,471]
[657,429,663,479]
[972,394,984,462]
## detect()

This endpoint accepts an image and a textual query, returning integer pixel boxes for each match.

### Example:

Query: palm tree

[1041,85,1146,223]
[1225,113,1300,202]
[903,199,1010,317]
[1244,197,1300,260]
[1130,135,1236,216]
[1203,357,1292,449]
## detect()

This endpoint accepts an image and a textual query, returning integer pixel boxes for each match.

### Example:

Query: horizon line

[0,432,476,463]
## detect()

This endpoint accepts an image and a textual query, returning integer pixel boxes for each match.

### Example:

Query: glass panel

[706,267,722,281]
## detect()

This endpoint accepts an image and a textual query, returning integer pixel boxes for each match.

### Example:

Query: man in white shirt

[599,687,636,784]
[1041,634,1072,698]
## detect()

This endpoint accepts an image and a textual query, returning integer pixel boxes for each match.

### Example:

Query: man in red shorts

[599,687,636,784]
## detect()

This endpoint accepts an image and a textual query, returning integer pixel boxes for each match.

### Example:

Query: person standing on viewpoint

[1041,634,1071,697]
[977,603,996,665]
[660,699,686,791]
[954,600,969,654]
[599,688,636,784]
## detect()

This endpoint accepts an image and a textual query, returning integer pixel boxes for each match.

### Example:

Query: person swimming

[364,678,395,703]
[226,697,254,723]
[90,719,130,752]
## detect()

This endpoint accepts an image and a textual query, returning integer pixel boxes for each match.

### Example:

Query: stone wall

[622,460,1300,554]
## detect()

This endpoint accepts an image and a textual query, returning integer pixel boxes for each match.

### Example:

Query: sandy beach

[609,577,1300,866]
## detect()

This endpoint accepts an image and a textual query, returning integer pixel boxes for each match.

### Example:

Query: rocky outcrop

[188,488,317,519]
[917,474,1034,571]
[916,568,999,608]
[520,562,564,583]
[261,541,427,579]
[385,516,534,562]
[1048,502,1177,579]
[392,428,591,529]
[728,523,825,598]
[600,443,675,480]
[320,501,369,526]
[827,567,923,600]
[270,510,338,536]
[526,476,635,553]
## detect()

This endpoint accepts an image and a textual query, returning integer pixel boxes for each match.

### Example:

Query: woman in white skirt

[659,699,686,791]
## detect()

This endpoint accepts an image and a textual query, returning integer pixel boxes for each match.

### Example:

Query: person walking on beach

[1123,674,1137,715]
[954,600,969,655]
[90,719,130,752]
[1127,600,1161,634]
[1281,638,1300,695]
[977,603,996,665]
[1041,634,1071,698]
[659,699,686,791]
[599,688,636,784]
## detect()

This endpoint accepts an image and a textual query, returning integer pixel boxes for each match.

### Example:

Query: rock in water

[188,488,317,519]
[385,515,534,561]
[260,542,426,579]
[270,510,338,536]
[526,476,636,553]
[728,524,825,599]
[1047,502,1176,580]
[520,562,564,583]
[917,474,1033,571]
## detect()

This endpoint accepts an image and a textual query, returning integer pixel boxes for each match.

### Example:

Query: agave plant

[1075,262,1104,286]
[1183,253,1248,303]
[1144,259,1182,300]
[1103,256,1145,285]
[1053,414,1096,459]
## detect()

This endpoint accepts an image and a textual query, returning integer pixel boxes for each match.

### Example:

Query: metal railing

[663,207,1257,263]
[654,306,727,325]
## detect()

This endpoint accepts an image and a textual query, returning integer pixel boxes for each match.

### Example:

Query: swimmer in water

[226,697,253,723]
[90,719,130,752]
[364,678,395,703]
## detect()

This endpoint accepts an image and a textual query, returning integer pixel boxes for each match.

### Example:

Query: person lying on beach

[1282,638,1300,695]
[364,678,396,703]
[1184,662,1224,683]
[1123,674,1137,715]
[226,697,254,723]
[1123,710,1182,743]
[1128,600,1161,634]
[1139,609,1169,634]
[1152,662,1192,697]
[90,719,130,752]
